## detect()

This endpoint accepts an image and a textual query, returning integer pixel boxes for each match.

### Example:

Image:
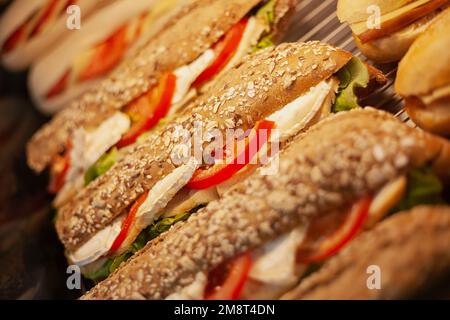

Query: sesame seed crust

[282,206,450,300]
[26,0,265,173]
[82,109,450,300]
[56,41,353,253]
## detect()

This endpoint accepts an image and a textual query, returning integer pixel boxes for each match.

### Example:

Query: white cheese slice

[268,78,338,142]
[365,176,407,228]
[67,112,130,183]
[69,217,124,266]
[116,157,199,254]
[248,226,308,288]
[172,50,215,105]
[165,272,207,300]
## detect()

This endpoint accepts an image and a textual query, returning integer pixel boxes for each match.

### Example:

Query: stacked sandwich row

[22,0,450,299]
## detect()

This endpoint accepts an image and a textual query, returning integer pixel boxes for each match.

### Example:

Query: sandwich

[29,0,186,115]
[26,0,298,208]
[337,0,450,63]
[395,6,450,136]
[81,108,450,300]
[282,205,450,299]
[54,42,385,282]
[0,0,110,71]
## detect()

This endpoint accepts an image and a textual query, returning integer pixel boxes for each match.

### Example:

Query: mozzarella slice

[267,78,339,142]
[165,272,207,300]
[67,112,130,182]
[247,226,307,287]
[162,187,219,219]
[365,176,407,228]
[116,157,199,254]
[69,217,124,266]
[172,50,215,105]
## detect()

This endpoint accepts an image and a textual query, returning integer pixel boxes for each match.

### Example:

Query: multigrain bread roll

[337,0,449,63]
[396,7,450,136]
[282,206,450,300]
[53,41,385,282]
[80,108,450,300]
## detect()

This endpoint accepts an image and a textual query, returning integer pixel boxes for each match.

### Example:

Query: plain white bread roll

[29,0,182,115]
[396,7,450,135]
[0,0,109,71]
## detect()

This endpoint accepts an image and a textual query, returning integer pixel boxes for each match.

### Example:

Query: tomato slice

[29,0,59,38]
[296,197,372,264]
[48,141,72,194]
[187,120,275,190]
[46,70,70,99]
[2,23,26,54]
[205,252,252,300]
[117,72,177,148]
[78,25,128,82]
[109,191,149,254]
[192,18,248,88]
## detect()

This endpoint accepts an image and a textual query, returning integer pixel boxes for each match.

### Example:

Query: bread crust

[81,109,450,300]
[396,6,450,96]
[337,0,418,23]
[26,0,297,173]
[282,206,450,300]
[56,42,353,253]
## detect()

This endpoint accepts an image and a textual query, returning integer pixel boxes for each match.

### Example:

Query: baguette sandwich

[337,0,449,63]
[81,108,450,299]
[55,42,385,282]
[282,205,450,300]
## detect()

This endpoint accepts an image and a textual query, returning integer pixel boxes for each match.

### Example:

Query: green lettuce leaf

[256,0,276,27]
[252,0,276,52]
[84,205,207,282]
[333,57,370,113]
[394,166,444,212]
[84,148,118,186]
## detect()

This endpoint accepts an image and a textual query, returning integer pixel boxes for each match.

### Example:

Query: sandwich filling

[1,0,76,55]
[164,165,447,300]
[49,0,280,206]
[44,1,177,101]
[75,57,375,281]
[349,0,449,43]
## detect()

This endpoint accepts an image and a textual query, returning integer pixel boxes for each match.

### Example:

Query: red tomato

[205,253,252,300]
[296,197,372,264]
[187,120,275,190]
[2,23,26,54]
[109,191,149,254]
[48,141,72,194]
[29,0,59,38]
[192,19,248,88]
[78,25,128,82]
[117,72,176,148]
[46,70,70,99]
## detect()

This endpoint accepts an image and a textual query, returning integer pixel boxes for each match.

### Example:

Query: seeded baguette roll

[282,206,450,300]
[56,41,353,253]
[26,0,297,173]
[81,108,450,300]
